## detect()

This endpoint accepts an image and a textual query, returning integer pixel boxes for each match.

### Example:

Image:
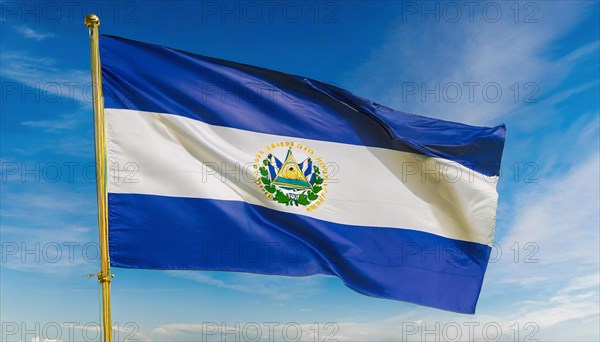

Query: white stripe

[106,109,499,245]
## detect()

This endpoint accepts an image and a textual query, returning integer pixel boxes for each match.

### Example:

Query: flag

[100,35,505,314]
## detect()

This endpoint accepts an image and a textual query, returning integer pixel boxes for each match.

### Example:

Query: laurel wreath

[258,158,324,207]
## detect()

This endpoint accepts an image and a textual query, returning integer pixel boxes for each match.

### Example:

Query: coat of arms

[254,143,327,210]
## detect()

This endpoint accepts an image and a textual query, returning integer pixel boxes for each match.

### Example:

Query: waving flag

[100,34,505,313]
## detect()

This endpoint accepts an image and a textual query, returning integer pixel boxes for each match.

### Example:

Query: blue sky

[1,1,599,341]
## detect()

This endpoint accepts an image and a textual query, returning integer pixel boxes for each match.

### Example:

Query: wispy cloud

[490,151,599,286]
[30,337,60,342]
[0,224,96,275]
[153,272,599,340]
[0,186,95,223]
[150,280,599,341]
[13,25,55,41]
[0,52,90,106]
[479,148,599,339]
[167,270,326,300]
[21,113,82,132]
[347,2,597,126]
[0,186,98,275]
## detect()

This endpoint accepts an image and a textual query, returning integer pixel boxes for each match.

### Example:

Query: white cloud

[150,289,599,341]
[21,113,82,131]
[14,25,55,41]
[489,152,599,287]
[513,274,599,329]
[545,79,600,106]
[479,149,599,338]
[0,187,98,275]
[0,52,91,106]
[167,270,326,300]
[0,224,97,275]
[346,2,598,126]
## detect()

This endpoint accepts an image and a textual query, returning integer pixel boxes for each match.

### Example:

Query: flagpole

[84,14,113,342]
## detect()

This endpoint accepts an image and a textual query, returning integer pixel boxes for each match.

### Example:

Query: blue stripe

[100,35,505,176]
[108,193,491,314]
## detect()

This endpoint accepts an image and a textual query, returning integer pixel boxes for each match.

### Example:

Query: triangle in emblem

[272,149,312,190]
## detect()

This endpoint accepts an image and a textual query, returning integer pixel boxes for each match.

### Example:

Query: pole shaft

[85,14,112,342]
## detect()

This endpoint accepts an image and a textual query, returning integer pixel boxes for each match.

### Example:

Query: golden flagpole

[84,14,113,342]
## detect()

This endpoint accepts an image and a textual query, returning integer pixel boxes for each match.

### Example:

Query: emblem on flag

[254,142,327,210]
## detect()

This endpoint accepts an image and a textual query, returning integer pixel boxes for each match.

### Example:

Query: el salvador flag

[101,34,505,314]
